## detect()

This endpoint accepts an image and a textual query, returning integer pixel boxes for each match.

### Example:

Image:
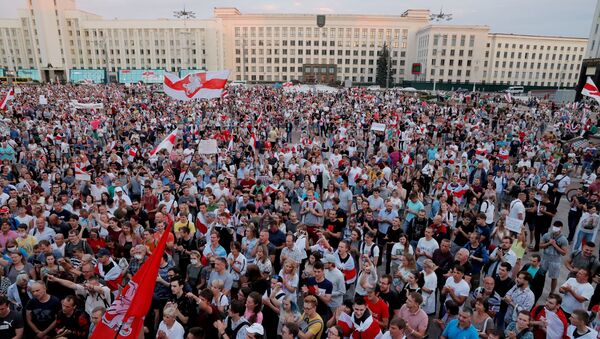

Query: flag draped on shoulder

[582,77,600,105]
[149,128,178,157]
[0,88,14,110]
[91,222,173,339]
[163,70,229,101]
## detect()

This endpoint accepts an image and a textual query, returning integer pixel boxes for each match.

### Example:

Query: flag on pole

[504,92,512,103]
[163,71,230,101]
[0,88,14,110]
[90,222,172,339]
[149,128,178,157]
[582,77,600,105]
[221,89,229,98]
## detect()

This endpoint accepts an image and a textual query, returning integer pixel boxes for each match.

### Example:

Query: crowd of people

[0,82,599,339]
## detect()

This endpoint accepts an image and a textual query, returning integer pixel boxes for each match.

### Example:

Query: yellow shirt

[16,235,38,256]
[300,313,324,339]
[173,220,196,235]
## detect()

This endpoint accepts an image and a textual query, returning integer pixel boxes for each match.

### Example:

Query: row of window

[489,41,584,52]
[432,34,476,48]
[488,50,583,61]
[234,26,409,40]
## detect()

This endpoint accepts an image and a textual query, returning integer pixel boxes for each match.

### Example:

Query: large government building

[0,0,588,88]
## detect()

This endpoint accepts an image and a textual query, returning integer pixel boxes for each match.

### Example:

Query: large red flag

[91,222,172,339]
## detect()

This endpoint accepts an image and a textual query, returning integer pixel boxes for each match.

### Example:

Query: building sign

[70,69,106,83]
[17,69,41,81]
[118,69,165,83]
[179,69,206,77]
[411,63,422,75]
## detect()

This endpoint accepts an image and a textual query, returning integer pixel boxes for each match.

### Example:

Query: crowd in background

[0,83,598,339]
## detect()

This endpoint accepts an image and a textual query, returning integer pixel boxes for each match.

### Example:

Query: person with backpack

[214,299,250,339]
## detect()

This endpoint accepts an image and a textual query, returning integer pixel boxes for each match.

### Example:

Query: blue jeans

[574,231,594,252]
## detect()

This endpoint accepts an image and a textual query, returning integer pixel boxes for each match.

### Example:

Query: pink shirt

[0,230,17,248]
[244,310,263,324]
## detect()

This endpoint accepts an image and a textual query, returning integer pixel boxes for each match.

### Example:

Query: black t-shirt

[453,221,474,247]
[376,288,401,319]
[26,295,61,332]
[170,294,197,328]
[323,218,344,248]
[534,201,557,230]
[0,310,24,338]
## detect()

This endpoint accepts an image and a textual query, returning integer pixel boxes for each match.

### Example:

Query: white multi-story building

[0,0,589,87]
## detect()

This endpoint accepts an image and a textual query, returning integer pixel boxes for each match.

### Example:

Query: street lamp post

[174,7,196,72]
[429,8,452,92]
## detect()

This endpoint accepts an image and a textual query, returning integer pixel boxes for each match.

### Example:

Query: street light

[174,7,196,72]
[429,7,452,92]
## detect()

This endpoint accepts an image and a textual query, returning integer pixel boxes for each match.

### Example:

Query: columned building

[0,0,589,87]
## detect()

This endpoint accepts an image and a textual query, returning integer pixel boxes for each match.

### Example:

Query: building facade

[0,0,589,87]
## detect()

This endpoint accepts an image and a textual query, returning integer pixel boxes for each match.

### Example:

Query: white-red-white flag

[504,92,512,103]
[74,167,91,181]
[282,81,293,88]
[248,133,257,153]
[221,89,229,98]
[163,71,229,101]
[0,88,14,110]
[582,77,600,105]
[149,128,178,157]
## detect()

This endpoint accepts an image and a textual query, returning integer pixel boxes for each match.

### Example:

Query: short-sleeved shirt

[208,270,234,291]
[299,313,324,339]
[442,319,479,339]
[561,278,594,314]
[0,310,23,338]
[306,277,333,316]
[443,277,470,306]
[540,232,568,258]
[364,296,389,325]
[398,304,428,339]
[26,295,61,332]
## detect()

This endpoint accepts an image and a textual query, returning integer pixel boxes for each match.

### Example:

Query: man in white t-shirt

[442,265,470,308]
[416,227,439,270]
[559,269,594,316]
[507,192,526,233]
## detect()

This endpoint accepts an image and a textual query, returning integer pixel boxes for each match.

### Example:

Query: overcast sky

[0,0,596,37]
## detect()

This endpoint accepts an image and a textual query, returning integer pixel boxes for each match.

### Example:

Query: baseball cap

[321,254,336,264]
[97,249,111,257]
[247,323,264,335]
[115,187,123,193]
[0,206,9,213]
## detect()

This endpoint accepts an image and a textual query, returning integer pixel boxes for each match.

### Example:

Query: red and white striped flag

[282,81,293,88]
[221,89,229,98]
[163,71,229,101]
[582,77,600,105]
[149,128,178,157]
[0,88,14,110]
[74,167,91,181]
[128,147,137,157]
[504,92,512,103]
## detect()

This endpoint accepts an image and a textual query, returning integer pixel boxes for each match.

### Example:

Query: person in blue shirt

[441,309,479,339]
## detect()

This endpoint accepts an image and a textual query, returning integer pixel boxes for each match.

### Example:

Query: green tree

[376,43,394,87]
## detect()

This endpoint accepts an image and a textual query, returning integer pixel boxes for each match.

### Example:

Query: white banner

[69,100,104,110]
[371,122,386,132]
[39,95,47,105]
[198,139,219,154]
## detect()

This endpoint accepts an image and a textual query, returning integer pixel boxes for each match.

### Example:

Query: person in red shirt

[364,288,389,329]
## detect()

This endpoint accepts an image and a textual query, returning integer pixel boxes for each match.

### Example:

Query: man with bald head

[26,281,61,338]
